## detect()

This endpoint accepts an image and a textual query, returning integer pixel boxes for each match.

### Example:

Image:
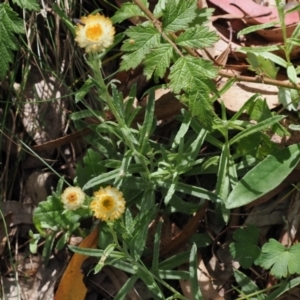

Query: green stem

[88,54,151,178]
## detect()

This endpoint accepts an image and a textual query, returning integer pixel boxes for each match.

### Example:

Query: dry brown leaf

[54,226,99,300]
[218,78,280,112]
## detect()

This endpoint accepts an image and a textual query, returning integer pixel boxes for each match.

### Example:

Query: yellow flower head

[90,186,125,221]
[61,186,85,210]
[75,13,115,53]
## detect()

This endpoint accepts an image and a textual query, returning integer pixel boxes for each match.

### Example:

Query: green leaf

[111,3,144,24]
[0,3,24,79]
[137,267,164,300]
[162,0,197,32]
[238,22,278,37]
[12,0,39,11]
[139,90,155,154]
[76,149,107,189]
[256,239,300,279]
[169,56,217,94]
[287,64,298,85]
[226,144,300,209]
[33,194,84,235]
[143,44,174,80]
[121,25,160,70]
[229,115,285,145]
[114,275,139,300]
[176,25,219,49]
[229,225,261,269]
[233,270,265,300]
[189,244,203,299]
[246,52,279,79]
[153,0,167,17]
[265,277,300,300]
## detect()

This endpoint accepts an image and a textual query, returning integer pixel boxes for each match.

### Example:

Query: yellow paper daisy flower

[61,186,85,210]
[75,13,115,53]
[90,186,125,221]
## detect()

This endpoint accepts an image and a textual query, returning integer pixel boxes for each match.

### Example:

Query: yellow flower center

[67,192,77,203]
[101,197,114,211]
[86,24,103,41]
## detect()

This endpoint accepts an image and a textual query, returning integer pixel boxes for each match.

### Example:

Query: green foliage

[229,225,261,269]
[233,269,265,300]
[121,25,161,70]
[176,25,219,48]
[143,44,174,80]
[111,3,145,24]
[169,56,217,93]
[226,144,300,209]
[256,239,300,279]
[12,0,39,10]
[246,52,279,79]
[0,3,24,79]
[162,0,197,32]
[118,0,219,128]
[29,0,300,298]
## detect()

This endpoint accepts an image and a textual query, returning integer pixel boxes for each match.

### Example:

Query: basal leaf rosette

[75,13,115,53]
[90,186,126,222]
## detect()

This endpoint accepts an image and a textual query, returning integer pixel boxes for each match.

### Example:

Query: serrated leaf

[181,90,215,129]
[176,25,219,49]
[0,4,24,79]
[111,3,144,24]
[256,239,300,279]
[162,0,197,32]
[153,0,167,17]
[12,0,39,11]
[121,25,160,70]
[143,44,174,80]
[169,56,217,94]
[226,144,300,209]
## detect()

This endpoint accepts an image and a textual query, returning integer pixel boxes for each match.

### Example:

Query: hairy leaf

[176,25,219,49]
[143,44,174,80]
[0,4,24,79]
[121,25,160,70]
[162,0,198,32]
[169,56,217,94]
[12,0,39,10]
[181,91,215,129]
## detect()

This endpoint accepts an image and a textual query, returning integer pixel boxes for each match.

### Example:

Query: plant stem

[132,0,300,91]
[89,55,151,178]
